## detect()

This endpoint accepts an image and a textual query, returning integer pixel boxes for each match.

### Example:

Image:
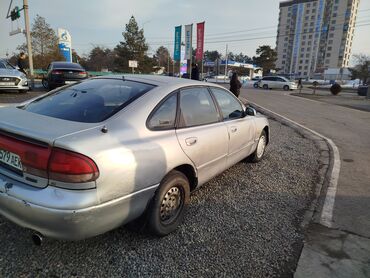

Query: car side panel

[175,122,229,186]
[225,117,256,168]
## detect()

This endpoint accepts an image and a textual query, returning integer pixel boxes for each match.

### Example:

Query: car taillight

[78,71,87,76]
[48,148,99,183]
[52,70,63,75]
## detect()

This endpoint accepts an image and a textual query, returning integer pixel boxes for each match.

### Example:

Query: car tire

[262,84,268,90]
[283,85,290,91]
[253,83,259,88]
[41,78,48,89]
[18,90,27,94]
[247,130,267,163]
[146,170,190,236]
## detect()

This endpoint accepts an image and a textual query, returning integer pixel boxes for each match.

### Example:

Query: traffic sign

[129,60,138,68]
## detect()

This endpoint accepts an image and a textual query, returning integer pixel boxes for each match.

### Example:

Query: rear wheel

[146,170,190,236]
[247,130,267,163]
[41,78,48,89]
[262,84,268,90]
[283,85,290,91]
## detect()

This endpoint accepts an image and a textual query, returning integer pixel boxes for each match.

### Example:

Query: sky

[1,0,370,64]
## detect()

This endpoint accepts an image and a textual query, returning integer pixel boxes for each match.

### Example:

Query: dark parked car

[43,62,88,90]
[357,85,369,96]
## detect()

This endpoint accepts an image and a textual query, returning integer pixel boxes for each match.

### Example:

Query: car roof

[93,74,227,89]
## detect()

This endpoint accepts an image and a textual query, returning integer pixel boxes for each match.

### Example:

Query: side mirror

[245,106,257,116]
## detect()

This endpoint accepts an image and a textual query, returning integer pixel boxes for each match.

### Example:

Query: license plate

[0,82,14,86]
[0,149,23,171]
[65,81,77,84]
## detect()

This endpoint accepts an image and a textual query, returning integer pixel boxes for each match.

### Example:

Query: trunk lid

[0,107,100,188]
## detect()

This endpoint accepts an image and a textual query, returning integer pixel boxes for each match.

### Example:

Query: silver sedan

[0,75,269,241]
[0,59,29,93]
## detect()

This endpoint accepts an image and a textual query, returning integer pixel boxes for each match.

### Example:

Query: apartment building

[276,0,360,78]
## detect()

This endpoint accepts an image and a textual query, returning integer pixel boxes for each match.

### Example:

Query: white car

[0,59,29,93]
[258,76,297,91]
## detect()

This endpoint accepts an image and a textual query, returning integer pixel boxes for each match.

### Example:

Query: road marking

[248,101,341,228]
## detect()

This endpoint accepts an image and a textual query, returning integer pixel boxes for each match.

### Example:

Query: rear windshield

[21,78,155,123]
[52,62,83,69]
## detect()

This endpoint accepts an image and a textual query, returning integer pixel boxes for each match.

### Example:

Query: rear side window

[22,79,155,123]
[179,87,219,127]
[148,94,177,130]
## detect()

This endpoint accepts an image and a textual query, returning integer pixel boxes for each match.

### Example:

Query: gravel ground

[0,119,320,277]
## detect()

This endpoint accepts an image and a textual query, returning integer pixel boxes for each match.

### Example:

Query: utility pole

[225,44,228,81]
[167,44,170,74]
[23,0,34,89]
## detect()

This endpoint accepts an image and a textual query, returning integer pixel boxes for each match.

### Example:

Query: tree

[155,46,170,68]
[204,50,221,61]
[115,16,149,73]
[234,52,253,64]
[82,46,115,71]
[253,45,277,75]
[349,54,370,84]
[17,15,64,69]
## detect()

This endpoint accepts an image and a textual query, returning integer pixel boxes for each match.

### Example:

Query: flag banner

[184,24,193,60]
[196,22,205,61]
[174,25,182,61]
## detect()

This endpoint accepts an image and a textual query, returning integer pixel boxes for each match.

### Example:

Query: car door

[175,86,229,185]
[277,77,286,89]
[210,87,256,168]
[268,77,277,89]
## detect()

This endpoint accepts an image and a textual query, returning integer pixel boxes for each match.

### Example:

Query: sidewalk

[295,224,370,278]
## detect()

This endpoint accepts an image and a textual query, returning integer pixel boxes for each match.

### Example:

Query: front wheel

[253,83,259,88]
[262,84,268,90]
[247,130,267,163]
[283,85,290,91]
[146,170,190,236]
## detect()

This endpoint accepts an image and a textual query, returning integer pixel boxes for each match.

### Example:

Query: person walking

[298,78,303,89]
[230,72,242,98]
[191,63,200,81]
[17,52,28,76]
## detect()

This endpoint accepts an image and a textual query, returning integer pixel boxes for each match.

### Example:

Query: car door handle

[185,137,197,146]
[230,126,238,133]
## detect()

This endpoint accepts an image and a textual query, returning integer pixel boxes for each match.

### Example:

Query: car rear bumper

[0,174,157,240]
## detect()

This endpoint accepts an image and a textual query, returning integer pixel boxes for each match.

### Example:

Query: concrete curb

[241,98,333,230]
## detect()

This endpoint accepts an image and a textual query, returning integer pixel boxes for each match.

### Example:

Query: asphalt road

[0,120,320,277]
[242,87,370,238]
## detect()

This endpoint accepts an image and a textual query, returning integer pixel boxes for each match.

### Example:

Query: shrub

[330,83,342,95]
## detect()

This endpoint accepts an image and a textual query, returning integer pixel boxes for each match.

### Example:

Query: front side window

[179,87,219,127]
[22,78,155,123]
[211,88,243,120]
[148,94,177,130]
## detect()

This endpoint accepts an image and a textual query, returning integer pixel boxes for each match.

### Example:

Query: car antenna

[101,126,108,133]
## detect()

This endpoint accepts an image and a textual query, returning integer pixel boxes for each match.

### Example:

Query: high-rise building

[276,0,360,78]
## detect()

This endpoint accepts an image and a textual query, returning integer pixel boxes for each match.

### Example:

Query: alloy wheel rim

[256,135,266,158]
[160,186,183,224]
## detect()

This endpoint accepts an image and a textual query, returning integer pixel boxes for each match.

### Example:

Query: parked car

[258,76,297,90]
[0,75,269,241]
[43,62,88,90]
[0,58,29,93]
[357,84,369,96]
